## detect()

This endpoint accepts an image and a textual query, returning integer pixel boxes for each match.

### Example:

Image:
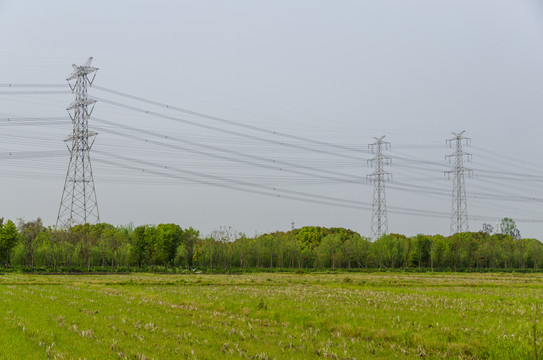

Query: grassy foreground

[0,272,542,359]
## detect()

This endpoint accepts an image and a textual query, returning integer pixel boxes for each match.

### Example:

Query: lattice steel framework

[56,57,100,228]
[445,131,472,235]
[367,136,391,240]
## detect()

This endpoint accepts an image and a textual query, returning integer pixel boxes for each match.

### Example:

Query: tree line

[0,217,541,271]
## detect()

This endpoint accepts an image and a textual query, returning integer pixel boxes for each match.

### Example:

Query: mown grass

[0,272,542,359]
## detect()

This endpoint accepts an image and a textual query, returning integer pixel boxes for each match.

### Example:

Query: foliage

[0,219,18,266]
[0,220,542,271]
[500,217,521,240]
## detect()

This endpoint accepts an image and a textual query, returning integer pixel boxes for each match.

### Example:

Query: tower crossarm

[66,98,97,111]
[66,57,98,81]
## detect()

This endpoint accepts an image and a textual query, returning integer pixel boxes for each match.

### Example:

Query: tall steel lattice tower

[56,57,100,228]
[445,131,472,234]
[367,136,391,240]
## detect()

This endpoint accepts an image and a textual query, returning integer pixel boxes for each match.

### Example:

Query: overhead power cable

[93,85,367,155]
[93,151,374,211]
[92,117,364,183]
[0,116,69,122]
[0,84,68,88]
[473,168,543,180]
[93,125,361,184]
[0,91,71,95]
[391,179,543,203]
[92,150,543,222]
[0,150,66,159]
[92,117,543,205]
[92,96,365,161]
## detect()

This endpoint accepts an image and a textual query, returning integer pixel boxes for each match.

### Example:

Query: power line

[0,116,68,122]
[2,113,541,205]
[91,148,540,222]
[0,150,66,159]
[0,84,68,88]
[0,91,71,95]
[1,85,543,228]
[93,150,374,211]
[0,83,369,157]
[18,114,536,205]
[92,150,457,219]
[93,85,368,155]
[92,96,365,161]
[91,117,364,184]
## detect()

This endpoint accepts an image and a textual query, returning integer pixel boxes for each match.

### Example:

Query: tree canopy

[0,219,540,271]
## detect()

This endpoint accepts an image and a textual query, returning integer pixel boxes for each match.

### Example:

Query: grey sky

[1,0,542,239]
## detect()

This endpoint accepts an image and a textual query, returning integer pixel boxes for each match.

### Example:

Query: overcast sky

[1,0,543,239]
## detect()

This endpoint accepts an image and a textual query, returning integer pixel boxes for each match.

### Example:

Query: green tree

[70,224,101,271]
[202,237,217,270]
[182,227,199,268]
[526,239,543,269]
[351,234,371,268]
[295,226,322,251]
[341,236,356,269]
[448,233,463,271]
[0,219,19,266]
[155,224,184,266]
[402,235,412,269]
[175,242,187,267]
[462,233,478,271]
[131,225,148,267]
[373,235,387,269]
[18,218,44,268]
[500,217,521,239]
[101,226,126,267]
[284,236,301,268]
[431,234,447,270]
[414,234,432,269]
[317,234,343,269]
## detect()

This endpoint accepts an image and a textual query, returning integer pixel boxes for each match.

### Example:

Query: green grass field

[0,272,541,359]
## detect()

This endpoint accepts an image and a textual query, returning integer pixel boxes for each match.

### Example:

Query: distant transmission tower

[56,57,100,228]
[367,136,391,240]
[445,131,472,234]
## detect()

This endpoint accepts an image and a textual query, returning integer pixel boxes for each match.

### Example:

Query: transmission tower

[445,130,472,234]
[367,136,391,240]
[56,57,100,228]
